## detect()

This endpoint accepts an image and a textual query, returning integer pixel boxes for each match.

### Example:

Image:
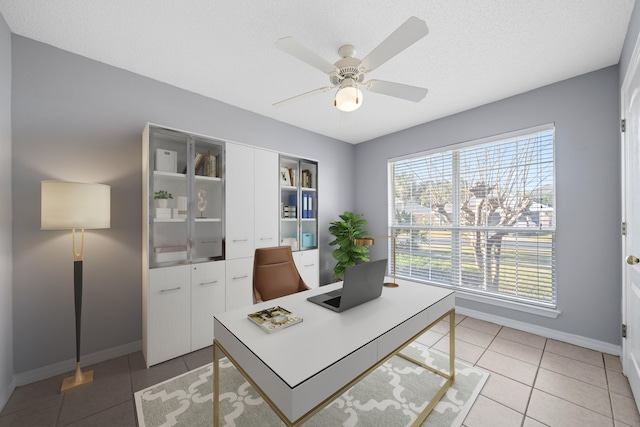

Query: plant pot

[156,199,169,208]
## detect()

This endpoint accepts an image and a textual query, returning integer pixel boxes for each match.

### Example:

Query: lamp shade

[41,181,111,230]
[335,85,363,112]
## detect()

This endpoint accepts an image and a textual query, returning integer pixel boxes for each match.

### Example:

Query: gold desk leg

[406,308,456,427]
[450,309,456,382]
[213,340,220,427]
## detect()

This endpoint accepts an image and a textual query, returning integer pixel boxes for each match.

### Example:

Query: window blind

[388,126,556,306]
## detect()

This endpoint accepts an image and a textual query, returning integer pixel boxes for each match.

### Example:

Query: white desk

[213,280,455,427]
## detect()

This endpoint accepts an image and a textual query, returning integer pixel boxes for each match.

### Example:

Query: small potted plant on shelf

[328,211,370,280]
[154,190,173,208]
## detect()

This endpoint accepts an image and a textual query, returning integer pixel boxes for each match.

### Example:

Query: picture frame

[280,167,291,186]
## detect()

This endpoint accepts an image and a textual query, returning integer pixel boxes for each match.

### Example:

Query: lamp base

[61,362,93,393]
[383,282,399,288]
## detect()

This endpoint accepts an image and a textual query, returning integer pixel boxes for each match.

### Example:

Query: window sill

[393,277,561,319]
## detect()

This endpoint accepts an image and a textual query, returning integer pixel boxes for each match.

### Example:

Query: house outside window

[388,124,556,307]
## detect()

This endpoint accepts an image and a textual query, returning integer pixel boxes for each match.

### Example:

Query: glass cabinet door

[149,127,189,267]
[191,136,224,263]
[279,155,318,252]
[147,126,225,268]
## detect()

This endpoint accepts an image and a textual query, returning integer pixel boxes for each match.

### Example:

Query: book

[247,306,302,333]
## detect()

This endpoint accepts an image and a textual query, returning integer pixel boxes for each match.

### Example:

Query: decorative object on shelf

[41,180,111,393]
[174,196,188,219]
[354,234,399,288]
[301,169,312,188]
[155,149,177,173]
[154,190,173,208]
[328,211,370,279]
[280,167,291,186]
[194,152,205,174]
[205,152,218,177]
[197,189,207,218]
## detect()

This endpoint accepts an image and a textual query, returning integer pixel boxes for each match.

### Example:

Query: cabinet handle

[232,275,248,280]
[259,237,274,241]
[200,280,218,286]
[160,287,181,293]
[232,239,248,242]
[304,263,315,267]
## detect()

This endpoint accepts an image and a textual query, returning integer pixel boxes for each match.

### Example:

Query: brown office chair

[253,246,310,303]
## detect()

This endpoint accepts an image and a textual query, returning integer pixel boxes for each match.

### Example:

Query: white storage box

[155,149,177,173]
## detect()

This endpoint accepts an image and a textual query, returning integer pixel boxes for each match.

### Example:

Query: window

[388,125,556,307]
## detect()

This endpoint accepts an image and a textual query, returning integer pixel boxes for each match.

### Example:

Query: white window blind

[388,125,556,307]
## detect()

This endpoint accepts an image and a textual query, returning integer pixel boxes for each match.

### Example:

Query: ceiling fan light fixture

[334,85,363,112]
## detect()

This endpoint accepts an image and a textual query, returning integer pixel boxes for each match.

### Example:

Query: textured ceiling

[0,0,635,143]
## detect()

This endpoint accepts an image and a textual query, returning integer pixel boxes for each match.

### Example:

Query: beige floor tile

[455,325,496,348]
[615,420,636,427]
[477,350,538,386]
[605,353,623,373]
[416,329,444,347]
[540,351,607,389]
[611,392,640,426]
[463,395,524,427]
[523,417,548,427]
[527,389,614,427]
[489,337,543,366]
[430,319,451,335]
[497,327,547,350]
[613,420,638,427]
[432,336,486,365]
[545,339,604,367]
[458,317,502,336]
[480,371,532,414]
[608,370,634,398]
[534,368,612,418]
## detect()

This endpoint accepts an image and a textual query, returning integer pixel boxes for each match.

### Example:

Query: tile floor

[1,314,639,426]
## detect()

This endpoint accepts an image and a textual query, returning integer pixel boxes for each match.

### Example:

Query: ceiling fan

[273,16,429,112]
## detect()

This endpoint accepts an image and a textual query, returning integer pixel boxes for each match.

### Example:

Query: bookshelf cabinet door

[191,261,226,350]
[254,148,279,249]
[148,265,191,366]
[226,257,254,310]
[226,143,255,259]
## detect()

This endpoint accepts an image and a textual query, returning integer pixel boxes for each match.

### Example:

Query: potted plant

[154,190,173,208]
[328,211,370,279]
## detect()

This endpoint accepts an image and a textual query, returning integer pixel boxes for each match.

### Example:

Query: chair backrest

[252,246,309,303]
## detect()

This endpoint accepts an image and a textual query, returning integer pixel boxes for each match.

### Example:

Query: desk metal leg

[213,340,221,427]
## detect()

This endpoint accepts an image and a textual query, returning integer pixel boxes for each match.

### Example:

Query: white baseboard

[14,340,142,387]
[456,306,621,356]
[0,375,16,414]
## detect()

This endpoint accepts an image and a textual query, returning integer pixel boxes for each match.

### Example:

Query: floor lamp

[41,181,111,393]
[354,235,399,288]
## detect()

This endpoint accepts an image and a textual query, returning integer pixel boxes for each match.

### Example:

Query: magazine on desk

[247,306,303,334]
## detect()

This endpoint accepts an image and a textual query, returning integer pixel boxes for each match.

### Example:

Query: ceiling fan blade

[365,79,428,102]
[276,37,338,74]
[273,86,335,107]
[359,16,429,73]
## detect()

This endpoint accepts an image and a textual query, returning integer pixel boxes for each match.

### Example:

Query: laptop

[307,259,388,312]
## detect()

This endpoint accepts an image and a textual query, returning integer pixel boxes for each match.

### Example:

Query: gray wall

[11,35,355,374]
[0,11,13,406]
[621,1,640,83]
[355,66,622,346]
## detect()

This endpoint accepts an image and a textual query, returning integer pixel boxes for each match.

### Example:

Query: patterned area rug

[135,342,489,427]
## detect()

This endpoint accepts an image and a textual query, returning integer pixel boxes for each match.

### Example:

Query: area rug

[134,342,489,427]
